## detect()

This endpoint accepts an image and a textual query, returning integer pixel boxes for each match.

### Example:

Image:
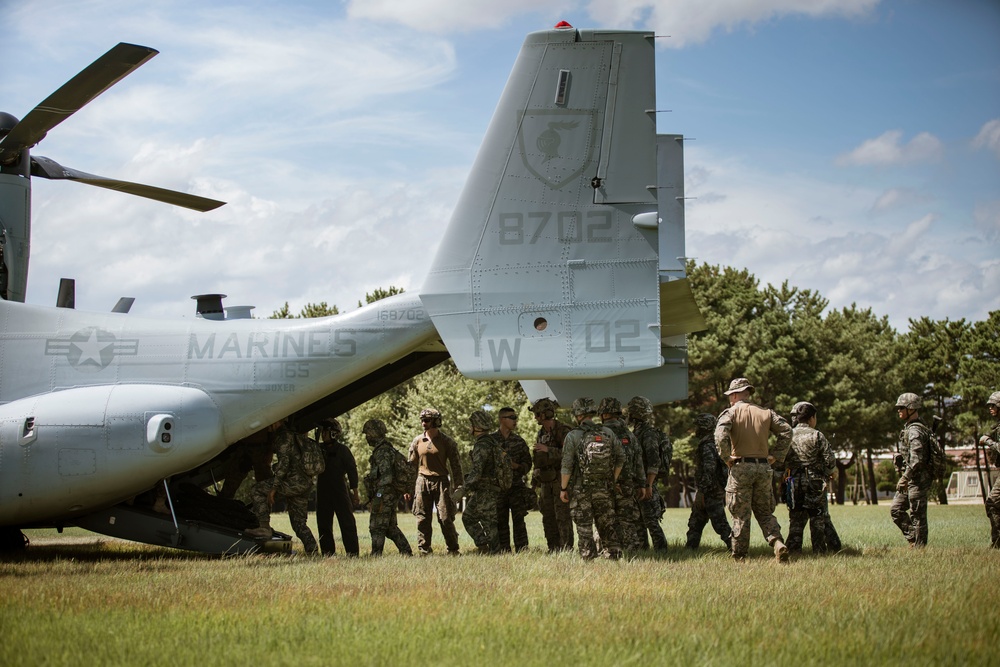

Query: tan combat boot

[244,522,273,539]
[773,539,789,563]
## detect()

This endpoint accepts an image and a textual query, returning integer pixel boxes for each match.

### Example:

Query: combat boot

[244,522,273,539]
[773,539,789,563]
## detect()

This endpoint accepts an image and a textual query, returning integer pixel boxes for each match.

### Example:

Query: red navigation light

[554,21,573,29]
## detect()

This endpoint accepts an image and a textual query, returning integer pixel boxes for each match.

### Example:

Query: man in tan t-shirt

[715,378,792,563]
[408,407,465,555]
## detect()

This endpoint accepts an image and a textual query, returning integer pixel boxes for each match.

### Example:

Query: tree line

[270,263,999,506]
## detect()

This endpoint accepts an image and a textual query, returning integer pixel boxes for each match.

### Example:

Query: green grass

[3,504,998,666]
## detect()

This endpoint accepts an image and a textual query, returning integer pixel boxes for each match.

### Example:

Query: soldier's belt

[733,457,768,464]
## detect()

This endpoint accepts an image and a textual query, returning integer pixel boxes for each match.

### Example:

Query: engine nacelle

[0,384,224,526]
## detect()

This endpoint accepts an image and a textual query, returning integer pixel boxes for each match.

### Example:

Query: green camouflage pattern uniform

[561,419,624,559]
[786,424,836,553]
[250,426,318,554]
[632,420,669,551]
[685,431,733,550]
[890,419,933,546]
[496,429,533,553]
[534,419,575,551]
[715,401,792,559]
[365,439,413,555]
[982,419,1000,548]
[463,432,505,553]
[602,417,646,551]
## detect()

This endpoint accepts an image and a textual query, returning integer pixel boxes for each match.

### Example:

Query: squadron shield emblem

[517,109,597,190]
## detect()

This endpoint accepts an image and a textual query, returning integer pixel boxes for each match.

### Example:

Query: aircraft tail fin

[420,26,704,402]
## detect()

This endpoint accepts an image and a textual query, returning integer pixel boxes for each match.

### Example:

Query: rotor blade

[0,43,158,163]
[31,155,225,212]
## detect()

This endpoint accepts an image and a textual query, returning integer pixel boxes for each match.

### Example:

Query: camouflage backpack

[296,434,326,477]
[390,446,418,496]
[579,423,614,486]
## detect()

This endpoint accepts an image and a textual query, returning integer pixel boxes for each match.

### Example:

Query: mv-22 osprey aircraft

[0,23,706,554]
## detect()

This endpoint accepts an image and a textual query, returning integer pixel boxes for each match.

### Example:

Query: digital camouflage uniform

[533,406,575,552]
[409,412,464,555]
[786,423,836,553]
[496,427,533,553]
[890,394,933,547]
[250,425,318,553]
[464,412,506,553]
[365,429,413,556]
[685,415,733,550]
[981,394,1000,548]
[715,379,792,561]
[561,411,624,560]
[631,416,669,551]
[601,414,646,552]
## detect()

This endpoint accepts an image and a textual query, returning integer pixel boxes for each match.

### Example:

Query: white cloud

[972,118,1000,159]
[870,187,930,215]
[836,130,944,167]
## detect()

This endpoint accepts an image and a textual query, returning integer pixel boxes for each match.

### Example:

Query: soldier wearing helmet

[784,402,837,555]
[599,397,646,552]
[685,413,733,551]
[315,417,360,557]
[626,395,670,552]
[890,392,932,547]
[560,397,625,559]
[529,396,575,552]
[715,377,793,563]
[362,418,413,556]
[408,407,464,555]
[494,406,533,553]
[461,410,507,553]
[980,391,1000,548]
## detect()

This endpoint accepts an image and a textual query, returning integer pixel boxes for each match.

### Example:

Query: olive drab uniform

[891,418,934,546]
[250,426,318,554]
[496,428,533,552]
[409,430,464,555]
[632,420,669,551]
[685,429,733,550]
[535,419,575,551]
[786,424,836,553]
[365,438,413,555]
[602,417,646,551]
[982,418,1000,548]
[561,419,624,559]
[463,431,506,553]
[715,400,792,560]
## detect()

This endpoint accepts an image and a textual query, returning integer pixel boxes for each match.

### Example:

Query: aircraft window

[534,318,548,331]
[23,417,34,437]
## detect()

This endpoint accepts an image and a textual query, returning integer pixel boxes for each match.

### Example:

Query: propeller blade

[56,278,75,309]
[31,155,225,212]
[112,297,135,313]
[0,43,158,164]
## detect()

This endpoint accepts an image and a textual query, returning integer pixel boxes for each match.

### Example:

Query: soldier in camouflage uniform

[785,402,836,554]
[890,392,933,547]
[627,396,669,552]
[980,391,1000,548]
[245,420,319,554]
[599,397,646,552]
[685,413,733,551]
[462,411,506,554]
[364,419,413,556]
[408,408,464,555]
[531,397,575,552]
[715,378,792,563]
[560,397,624,560]
[495,406,533,553]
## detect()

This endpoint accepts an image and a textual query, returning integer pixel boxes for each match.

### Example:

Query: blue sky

[2,0,997,330]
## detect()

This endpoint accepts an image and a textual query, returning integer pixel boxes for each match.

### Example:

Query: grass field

[3,503,998,666]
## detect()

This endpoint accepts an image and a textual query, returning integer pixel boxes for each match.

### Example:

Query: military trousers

[412,474,460,554]
[569,484,621,559]
[463,487,501,552]
[370,492,411,555]
[891,482,929,546]
[725,461,784,557]
[537,476,574,551]
[640,487,668,551]
[613,486,646,551]
[250,478,318,554]
[686,487,732,549]
[316,476,359,556]
[987,475,1000,548]
[497,486,530,552]
[786,472,828,553]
